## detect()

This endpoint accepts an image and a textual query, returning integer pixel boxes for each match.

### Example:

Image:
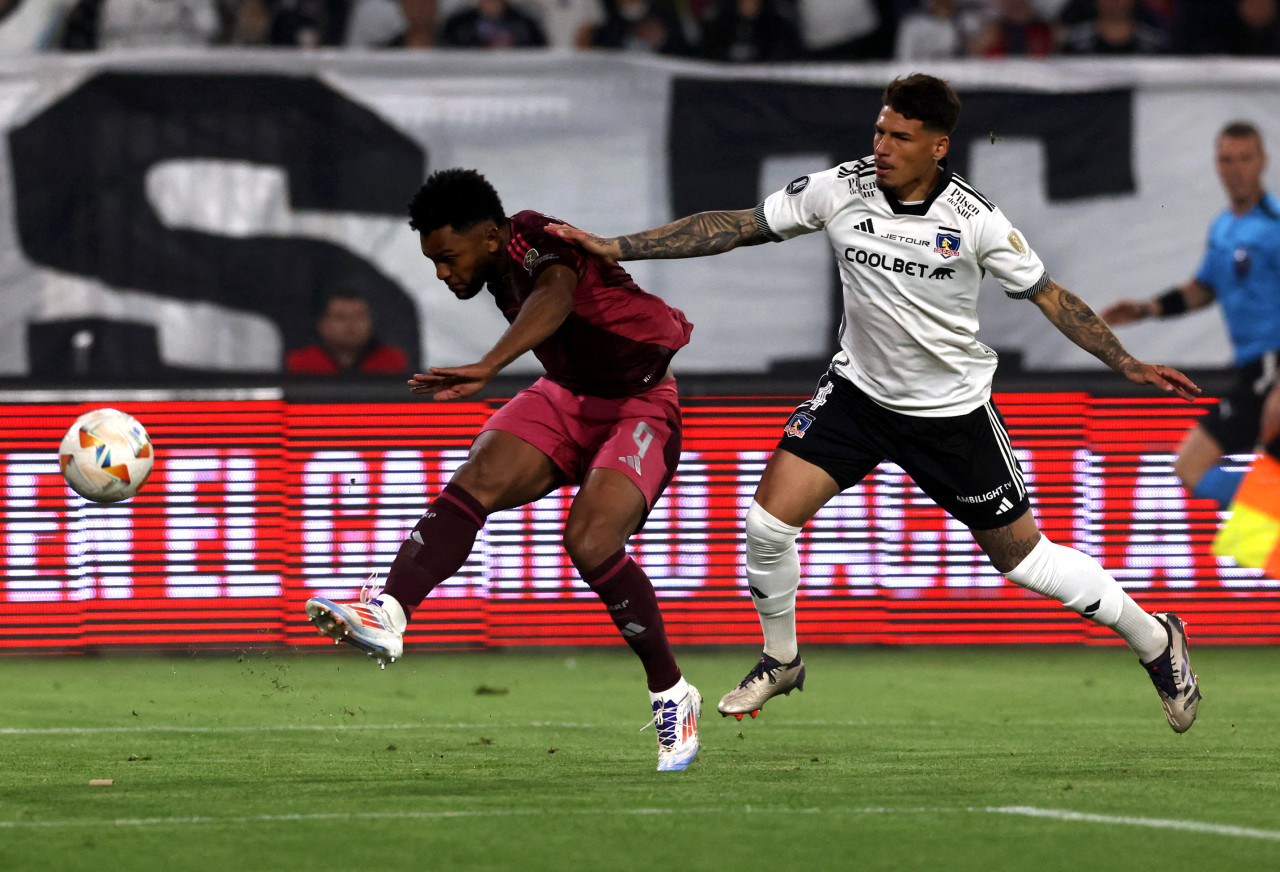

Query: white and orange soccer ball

[58,408,154,503]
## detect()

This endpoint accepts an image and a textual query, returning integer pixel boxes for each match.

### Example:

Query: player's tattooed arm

[551,209,768,261]
[1032,279,1202,401]
[1033,280,1135,371]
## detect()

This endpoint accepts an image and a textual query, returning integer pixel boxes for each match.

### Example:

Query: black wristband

[1155,288,1188,317]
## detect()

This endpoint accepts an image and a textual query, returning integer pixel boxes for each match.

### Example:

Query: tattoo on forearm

[615,210,766,259]
[1046,281,1137,373]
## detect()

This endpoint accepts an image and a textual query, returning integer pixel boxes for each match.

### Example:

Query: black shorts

[778,370,1031,530]
[1200,350,1279,455]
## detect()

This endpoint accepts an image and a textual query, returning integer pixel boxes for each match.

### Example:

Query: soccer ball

[58,408,154,503]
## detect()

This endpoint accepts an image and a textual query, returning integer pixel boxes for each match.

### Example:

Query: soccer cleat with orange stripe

[306,590,405,668]
[645,679,701,771]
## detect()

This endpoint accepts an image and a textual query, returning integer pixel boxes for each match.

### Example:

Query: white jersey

[759,157,1048,417]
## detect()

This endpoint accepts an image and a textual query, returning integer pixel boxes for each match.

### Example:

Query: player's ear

[483,221,503,253]
[933,134,950,161]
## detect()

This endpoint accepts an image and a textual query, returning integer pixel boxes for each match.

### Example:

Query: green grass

[3,646,1279,872]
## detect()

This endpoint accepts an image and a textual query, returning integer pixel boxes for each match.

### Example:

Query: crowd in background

[0,0,1270,59]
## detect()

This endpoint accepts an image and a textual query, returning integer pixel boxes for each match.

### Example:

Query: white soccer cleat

[717,653,805,719]
[646,679,701,771]
[306,587,405,669]
[1141,612,1201,733]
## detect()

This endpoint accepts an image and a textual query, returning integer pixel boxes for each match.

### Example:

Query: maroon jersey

[488,210,694,398]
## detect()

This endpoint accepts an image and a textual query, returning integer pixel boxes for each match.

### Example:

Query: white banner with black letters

[2,53,1278,378]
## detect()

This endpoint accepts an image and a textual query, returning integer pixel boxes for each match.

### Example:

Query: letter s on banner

[8,73,426,372]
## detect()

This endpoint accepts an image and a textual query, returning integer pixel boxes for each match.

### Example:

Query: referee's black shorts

[1200,350,1279,456]
[777,370,1031,530]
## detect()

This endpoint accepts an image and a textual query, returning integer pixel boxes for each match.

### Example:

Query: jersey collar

[883,158,953,217]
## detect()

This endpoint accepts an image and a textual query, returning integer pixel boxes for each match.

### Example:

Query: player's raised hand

[1099,299,1155,325]
[1120,361,1202,401]
[549,223,621,262]
[408,363,496,401]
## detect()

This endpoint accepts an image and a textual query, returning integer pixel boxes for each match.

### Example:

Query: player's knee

[563,519,625,573]
[745,501,801,565]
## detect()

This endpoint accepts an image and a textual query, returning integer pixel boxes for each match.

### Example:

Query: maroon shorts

[480,377,682,510]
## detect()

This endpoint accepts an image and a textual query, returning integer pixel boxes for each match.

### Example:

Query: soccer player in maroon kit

[305,168,702,771]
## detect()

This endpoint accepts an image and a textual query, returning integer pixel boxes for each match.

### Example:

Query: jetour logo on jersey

[934,228,962,258]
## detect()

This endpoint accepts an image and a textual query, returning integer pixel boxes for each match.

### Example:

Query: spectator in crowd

[795,0,895,59]
[0,0,76,51]
[60,0,220,48]
[698,0,802,61]
[1059,0,1168,53]
[894,0,964,60]
[345,0,436,46]
[225,0,347,45]
[591,0,692,54]
[285,290,410,375]
[1057,0,1172,33]
[1173,0,1235,52]
[1218,0,1280,55]
[968,0,1053,56]
[521,0,604,48]
[439,0,547,46]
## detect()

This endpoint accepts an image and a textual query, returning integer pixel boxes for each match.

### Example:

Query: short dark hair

[315,288,369,320]
[1219,120,1263,143]
[407,168,506,234]
[882,74,961,135]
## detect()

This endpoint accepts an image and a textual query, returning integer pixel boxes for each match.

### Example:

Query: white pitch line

[988,806,1280,842]
[1,806,1278,842]
[0,722,597,735]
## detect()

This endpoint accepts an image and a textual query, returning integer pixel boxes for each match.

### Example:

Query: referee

[1103,121,1280,508]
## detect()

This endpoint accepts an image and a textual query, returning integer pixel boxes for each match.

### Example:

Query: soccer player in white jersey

[555,73,1205,734]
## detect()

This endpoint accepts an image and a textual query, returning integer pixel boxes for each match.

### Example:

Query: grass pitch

[3,646,1279,872]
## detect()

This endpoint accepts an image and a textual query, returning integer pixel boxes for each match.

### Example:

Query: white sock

[1004,536,1166,661]
[744,500,803,663]
[649,675,690,703]
[372,594,408,633]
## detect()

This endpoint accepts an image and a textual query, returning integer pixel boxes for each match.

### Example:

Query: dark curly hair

[882,74,961,135]
[407,168,506,234]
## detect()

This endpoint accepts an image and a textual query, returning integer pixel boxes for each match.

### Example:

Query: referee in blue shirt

[1104,121,1280,508]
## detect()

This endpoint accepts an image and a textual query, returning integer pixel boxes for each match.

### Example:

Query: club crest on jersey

[786,176,810,196]
[523,248,540,273]
[934,228,962,258]
[784,411,815,439]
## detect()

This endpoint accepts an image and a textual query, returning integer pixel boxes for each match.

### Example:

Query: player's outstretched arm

[1032,279,1202,401]
[1099,279,1215,325]
[551,209,769,261]
[408,265,577,401]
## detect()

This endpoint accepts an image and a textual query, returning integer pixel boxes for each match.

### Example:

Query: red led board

[0,395,1273,654]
